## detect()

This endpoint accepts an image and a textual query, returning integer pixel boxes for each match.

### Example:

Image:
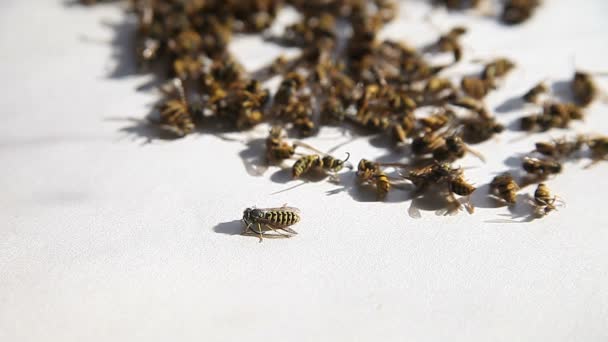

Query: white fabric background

[1,0,608,341]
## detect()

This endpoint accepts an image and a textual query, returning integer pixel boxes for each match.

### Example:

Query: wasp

[533,136,586,160]
[356,158,405,200]
[406,162,475,213]
[544,102,584,121]
[586,135,608,165]
[522,157,562,177]
[447,174,476,213]
[460,115,505,144]
[291,144,351,179]
[424,78,457,104]
[461,76,492,100]
[418,109,457,132]
[157,79,194,136]
[523,81,548,103]
[292,154,323,178]
[242,206,301,242]
[490,173,520,204]
[481,58,515,85]
[404,162,453,190]
[434,26,467,64]
[173,56,202,80]
[519,102,583,132]
[411,131,445,156]
[372,171,392,200]
[572,71,606,107]
[265,126,296,162]
[432,134,486,162]
[533,183,561,216]
[274,72,305,106]
[169,30,203,55]
[356,159,385,182]
[501,0,540,25]
[449,96,486,113]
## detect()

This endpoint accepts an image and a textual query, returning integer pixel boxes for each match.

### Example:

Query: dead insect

[450,96,485,112]
[520,102,583,131]
[265,125,296,162]
[522,157,562,177]
[447,174,476,213]
[404,162,454,190]
[424,77,457,103]
[586,135,608,164]
[434,26,467,64]
[490,173,520,204]
[482,58,515,85]
[461,76,491,100]
[292,154,323,178]
[356,159,400,200]
[291,148,351,179]
[501,0,540,25]
[418,109,457,132]
[357,159,381,182]
[157,99,195,137]
[460,115,505,144]
[523,81,548,103]
[571,71,608,107]
[274,72,305,106]
[533,136,586,160]
[373,171,392,200]
[432,134,486,162]
[322,152,352,173]
[242,206,301,242]
[411,131,445,156]
[532,183,561,216]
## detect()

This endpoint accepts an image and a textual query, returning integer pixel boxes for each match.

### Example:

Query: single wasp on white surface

[242,205,301,242]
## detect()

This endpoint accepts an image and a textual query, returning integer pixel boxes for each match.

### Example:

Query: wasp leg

[257,223,264,243]
[243,221,253,235]
[463,195,475,214]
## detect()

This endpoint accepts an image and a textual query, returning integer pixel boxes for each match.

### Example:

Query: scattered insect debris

[80,1,607,222]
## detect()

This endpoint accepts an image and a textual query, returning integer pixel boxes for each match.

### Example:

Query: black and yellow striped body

[322,155,345,172]
[490,173,519,204]
[357,159,378,182]
[260,208,301,228]
[292,154,323,178]
[449,176,476,196]
[242,206,301,241]
[375,172,391,199]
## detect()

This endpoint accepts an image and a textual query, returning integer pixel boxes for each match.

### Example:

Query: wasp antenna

[342,152,351,163]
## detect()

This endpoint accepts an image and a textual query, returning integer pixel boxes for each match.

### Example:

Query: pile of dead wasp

[83,0,608,223]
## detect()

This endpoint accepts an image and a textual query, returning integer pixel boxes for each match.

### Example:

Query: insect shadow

[551,79,575,103]
[485,194,539,223]
[237,137,268,177]
[470,183,505,209]
[213,219,243,236]
[495,95,525,113]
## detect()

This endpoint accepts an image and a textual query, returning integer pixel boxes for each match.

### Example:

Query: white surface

[1,1,608,341]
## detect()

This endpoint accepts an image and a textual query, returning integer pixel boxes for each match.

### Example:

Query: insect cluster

[81,0,607,224]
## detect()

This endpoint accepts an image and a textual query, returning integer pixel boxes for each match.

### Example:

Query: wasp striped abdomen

[263,209,300,227]
[292,154,323,178]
